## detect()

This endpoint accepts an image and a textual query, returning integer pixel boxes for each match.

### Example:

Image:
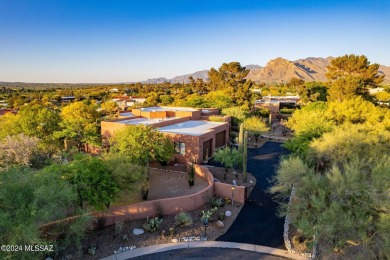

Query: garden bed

[62,198,246,259]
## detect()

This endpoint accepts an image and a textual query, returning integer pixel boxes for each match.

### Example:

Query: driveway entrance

[216,142,289,248]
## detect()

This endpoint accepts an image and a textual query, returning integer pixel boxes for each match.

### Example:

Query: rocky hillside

[142,57,389,84]
[379,65,390,84]
[246,57,333,83]
[142,70,209,84]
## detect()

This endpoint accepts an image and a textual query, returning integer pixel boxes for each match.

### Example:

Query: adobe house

[101,106,230,163]
[254,95,300,115]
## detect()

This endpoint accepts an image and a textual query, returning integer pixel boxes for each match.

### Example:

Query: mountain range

[142,57,390,84]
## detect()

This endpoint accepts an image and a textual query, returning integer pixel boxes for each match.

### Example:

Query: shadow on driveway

[216,141,289,249]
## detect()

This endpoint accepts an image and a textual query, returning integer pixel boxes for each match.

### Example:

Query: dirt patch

[207,166,256,194]
[148,168,209,200]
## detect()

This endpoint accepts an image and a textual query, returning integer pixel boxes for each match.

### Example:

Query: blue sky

[0,0,389,83]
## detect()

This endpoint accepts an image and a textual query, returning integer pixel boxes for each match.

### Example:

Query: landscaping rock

[225,210,232,217]
[132,228,144,235]
[216,220,224,228]
[171,238,179,243]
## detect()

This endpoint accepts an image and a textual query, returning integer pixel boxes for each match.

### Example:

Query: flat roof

[116,117,180,125]
[119,112,134,117]
[158,120,227,136]
[139,106,198,112]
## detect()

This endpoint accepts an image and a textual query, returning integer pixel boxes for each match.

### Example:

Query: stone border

[283,186,318,259]
[100,241,310,260]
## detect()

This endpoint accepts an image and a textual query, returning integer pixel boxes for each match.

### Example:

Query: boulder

[225,211,232,217]
[216,220,224,228]
[133,228,144,235]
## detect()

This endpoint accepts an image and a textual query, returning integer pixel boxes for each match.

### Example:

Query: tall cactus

[238,123,244,153]
[243,131,248,183]
[268,113,272,129]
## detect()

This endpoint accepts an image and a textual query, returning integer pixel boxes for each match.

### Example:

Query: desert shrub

[114,221,124,235]
[279,108,295,114]
[154,202,164,218]
[139,180,150,200]
[253,107,270,118]
[208,115,226,122]
[208,196,223,208]
[200,207,218,222]
[143,217,162,232]
[175,211,193,228]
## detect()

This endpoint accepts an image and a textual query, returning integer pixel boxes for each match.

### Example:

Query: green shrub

[208,196,223,208]
[175,211,193,228]
[253,108,270,118]
[208,115,225,122]
[279,108,295,114]
[143,217,162,232]
[200,207,218,222]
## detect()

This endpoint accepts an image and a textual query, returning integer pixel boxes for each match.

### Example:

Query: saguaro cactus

[238,123,244,153]
[243,131,248,183]
[268,113,272,129]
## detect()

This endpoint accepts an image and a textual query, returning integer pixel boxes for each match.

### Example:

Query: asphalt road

[216,141,289,248]
[132,247,287,260]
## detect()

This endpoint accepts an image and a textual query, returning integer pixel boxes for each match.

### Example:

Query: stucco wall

[214,182,246,204]
[101,164,214,226]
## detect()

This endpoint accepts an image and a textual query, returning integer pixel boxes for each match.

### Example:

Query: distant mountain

[141,65,259,84]
[141,57,389,84]
[246,57,333,83]
[379,65,390,84]
[170,70,209,84]
[141,70,209,84]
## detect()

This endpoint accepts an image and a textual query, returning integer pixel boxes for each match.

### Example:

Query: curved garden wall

[101,164,214,226]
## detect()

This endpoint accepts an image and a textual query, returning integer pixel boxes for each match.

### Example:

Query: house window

[174,142,185,155]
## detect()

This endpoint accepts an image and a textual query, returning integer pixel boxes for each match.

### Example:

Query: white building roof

[140,106,198,112]
[158,120,227,136]
[117,117,179,125]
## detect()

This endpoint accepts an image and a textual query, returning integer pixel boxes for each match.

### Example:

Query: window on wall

[174,142,185,155]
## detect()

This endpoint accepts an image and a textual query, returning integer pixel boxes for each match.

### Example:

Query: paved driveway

[216,141,289,248]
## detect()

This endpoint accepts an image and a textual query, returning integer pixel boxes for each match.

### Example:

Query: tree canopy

[55,101,100,151]
[0,167,90,259]
[208,62,249,92]
[109,125,174,166]
[213,146,242,180]
[326,54,384,101]
[243,116,268,142]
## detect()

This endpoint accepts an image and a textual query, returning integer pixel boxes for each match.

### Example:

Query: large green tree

[326,54,384,101]
[208,62,249,92]
[44,154,120,210]
[109,125,174,166]
[213,146,242,180]
[243,116,268,143]
[55,102,100,151]
[18,105,61,139]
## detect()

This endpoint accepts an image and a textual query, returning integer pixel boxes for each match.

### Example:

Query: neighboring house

[111,95,146,110]
[0,100,8,107]
[254,95,300,114]
[61,96,75,103]
[101,106,230,163]
[0,109,17,117]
